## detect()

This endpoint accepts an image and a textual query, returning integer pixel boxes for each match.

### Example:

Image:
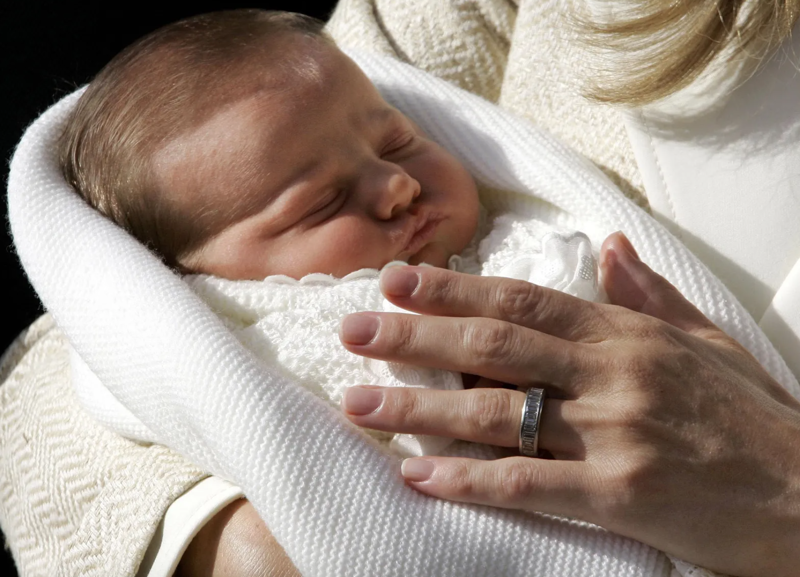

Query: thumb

[600,232,717,334]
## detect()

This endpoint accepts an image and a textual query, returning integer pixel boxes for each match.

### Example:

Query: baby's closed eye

[380,130,416,158]
[304,188,347,224]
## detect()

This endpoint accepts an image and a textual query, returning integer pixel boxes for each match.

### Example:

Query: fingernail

[381,266,420,297]
[342,386,384,415]
[340,314,380,346]
[615,232,640,262]
[401,458,435,482]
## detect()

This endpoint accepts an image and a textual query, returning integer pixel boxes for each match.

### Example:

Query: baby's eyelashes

[303,188,347,224]
[380,131,416,158]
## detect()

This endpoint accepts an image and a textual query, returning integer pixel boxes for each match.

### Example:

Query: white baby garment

[184,214,601,457]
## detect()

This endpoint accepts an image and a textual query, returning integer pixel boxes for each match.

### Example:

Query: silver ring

[519,387,545,458]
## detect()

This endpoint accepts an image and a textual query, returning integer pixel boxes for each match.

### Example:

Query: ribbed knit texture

[0,316,207,577]
[74,219,603,457]
[9,47,797,577]
[327,0,516,103]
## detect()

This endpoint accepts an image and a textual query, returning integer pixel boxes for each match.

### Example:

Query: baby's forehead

[240,33,343,99]
[204,40,389,146]
[154,37,391,199]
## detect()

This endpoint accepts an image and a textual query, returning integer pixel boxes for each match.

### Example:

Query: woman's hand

[338,232,800,577]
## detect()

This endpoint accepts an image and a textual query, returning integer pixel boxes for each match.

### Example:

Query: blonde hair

[59,10,330,268]
[583,0,800,106]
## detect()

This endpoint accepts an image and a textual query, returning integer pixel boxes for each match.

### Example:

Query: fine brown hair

[59,9,329,268]
[583,0,800,105]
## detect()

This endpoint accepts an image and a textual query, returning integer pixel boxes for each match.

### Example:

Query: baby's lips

[403,214,445,259]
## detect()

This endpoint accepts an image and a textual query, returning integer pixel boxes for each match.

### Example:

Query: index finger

[380,265,612,343]
[339,312,594,392]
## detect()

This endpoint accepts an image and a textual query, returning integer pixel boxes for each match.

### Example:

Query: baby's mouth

[399,211,443,259]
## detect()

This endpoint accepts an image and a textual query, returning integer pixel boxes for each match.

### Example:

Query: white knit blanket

[73,215,600,458]
[9,49,799,577]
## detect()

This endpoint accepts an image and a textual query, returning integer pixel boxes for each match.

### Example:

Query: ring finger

[341,386,584,459]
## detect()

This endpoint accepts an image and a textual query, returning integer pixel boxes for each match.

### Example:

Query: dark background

[1,2,337,573]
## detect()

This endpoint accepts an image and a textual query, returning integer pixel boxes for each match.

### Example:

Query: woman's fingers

[600,232,720,336]
[378,234,724,344]
[399,456,593,520]
[339,313,596,393]
[379,265,612,343]
[342,386,583,458]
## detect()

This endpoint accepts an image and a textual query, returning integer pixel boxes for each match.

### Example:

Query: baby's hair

[59,9,330,268]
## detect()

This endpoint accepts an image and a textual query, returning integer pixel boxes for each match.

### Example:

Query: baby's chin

[405,242,451,268]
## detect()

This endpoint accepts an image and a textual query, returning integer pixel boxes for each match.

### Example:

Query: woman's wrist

[746,407,800,577]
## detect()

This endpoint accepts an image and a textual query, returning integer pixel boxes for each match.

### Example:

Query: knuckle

[617,348,658,383]
[386,388,421,425]
[427,271,460,307]
[611,339,663,381]
[497,460,536,504]
[469,389,513,440]
[494,280,544,323]
[614,337,700,397]
[598,453,660,516]
[390,315,419,356]
[464,321,518,367]
[588,303,617,330]
[442,460,475,500]
[625,315,685,350]
[593,470,633,516]
[604,395,650,431]
[621,312,663,341]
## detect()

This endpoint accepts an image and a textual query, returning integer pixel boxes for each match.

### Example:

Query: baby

[60,9,599,456]
[59,9,480,281]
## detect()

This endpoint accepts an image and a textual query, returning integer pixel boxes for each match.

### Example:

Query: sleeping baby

[59,9,599,456]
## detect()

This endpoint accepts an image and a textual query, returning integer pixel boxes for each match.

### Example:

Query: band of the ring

[519,387,545,457]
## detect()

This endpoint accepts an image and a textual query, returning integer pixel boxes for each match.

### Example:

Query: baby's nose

[378,171,421,219]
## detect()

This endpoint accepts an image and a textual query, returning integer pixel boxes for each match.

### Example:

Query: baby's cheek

[326,220,379,252]
[310,220,388,273]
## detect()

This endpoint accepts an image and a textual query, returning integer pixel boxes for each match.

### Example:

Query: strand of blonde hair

[580,0,800,106]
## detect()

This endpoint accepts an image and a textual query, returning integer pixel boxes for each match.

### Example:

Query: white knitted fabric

[0,316,208,577]
[326,0,516,104]
[73,210,602,459]
[183,219,604,459]
[9,50,798,577]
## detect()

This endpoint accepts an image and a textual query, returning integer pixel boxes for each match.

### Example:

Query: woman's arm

[338,232,800,577]
[176,499,299,577]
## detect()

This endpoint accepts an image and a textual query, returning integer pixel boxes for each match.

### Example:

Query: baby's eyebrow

[369,106,395,121]
[220,164,308,228]
[364,105,403,130]
[237,106,404,218]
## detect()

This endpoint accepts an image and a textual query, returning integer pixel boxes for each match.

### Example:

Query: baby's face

[158,37,479,279]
